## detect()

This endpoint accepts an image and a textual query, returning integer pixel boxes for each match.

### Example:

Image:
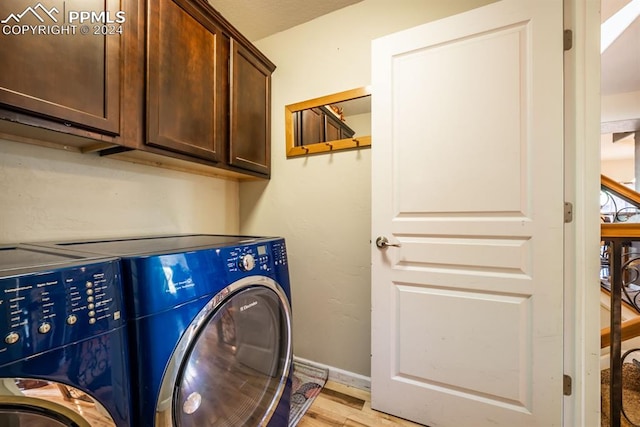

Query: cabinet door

[0,0,122,135]
[229,40,272,175]
[295,108,323,146]
[324,109,355,141]
[146,0,227,162]
[324,115,341,142]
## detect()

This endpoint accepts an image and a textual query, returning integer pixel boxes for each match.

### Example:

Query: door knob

[375,236,401,248]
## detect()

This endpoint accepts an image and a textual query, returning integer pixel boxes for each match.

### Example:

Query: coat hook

[353,138,360,147]
[300,145,309,153]
[326,142,333,150]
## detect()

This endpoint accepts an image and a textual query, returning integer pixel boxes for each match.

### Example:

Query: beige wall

[601,90,640,185]
[602,90,640,122]
[0,138,239,243]
[601,157,634,183]
[240,0,496,377]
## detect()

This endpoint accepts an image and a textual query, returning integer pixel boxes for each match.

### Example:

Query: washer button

[89,318,96,325]
[5,332,19,345]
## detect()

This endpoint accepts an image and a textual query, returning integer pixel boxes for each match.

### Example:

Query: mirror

[285,87,371,157]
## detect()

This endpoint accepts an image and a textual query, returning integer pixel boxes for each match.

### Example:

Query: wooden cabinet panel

[295,108,323,145]
[146,0,227,162]
[326,112,355,141]
[325,117,341,142]
[294,107,355,147]
[0,0,122,134]
[229,40,272,175]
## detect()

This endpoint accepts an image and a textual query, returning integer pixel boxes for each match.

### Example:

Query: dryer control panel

[0,259,125,367]
[220,240,290,296]
[224,241,287,275]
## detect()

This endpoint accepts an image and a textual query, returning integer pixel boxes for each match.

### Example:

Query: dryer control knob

[38,323,51,334]
[67,314,78,325]
[239,254,256,271]
[4,332,19,345]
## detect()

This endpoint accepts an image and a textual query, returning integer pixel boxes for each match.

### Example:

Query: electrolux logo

[1,2,126,36]
[240,301,258,312]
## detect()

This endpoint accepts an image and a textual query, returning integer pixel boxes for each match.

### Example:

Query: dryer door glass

[0,380,97,427]
[0,380,112,427]
[0,409,81,427]
[174,287,289,426]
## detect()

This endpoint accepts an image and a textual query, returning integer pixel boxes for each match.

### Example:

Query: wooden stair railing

[601,316,640,349]
[602,174,640,207]
[602,223,640,239]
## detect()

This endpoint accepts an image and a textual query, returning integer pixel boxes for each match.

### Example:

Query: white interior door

[371,1,565,426]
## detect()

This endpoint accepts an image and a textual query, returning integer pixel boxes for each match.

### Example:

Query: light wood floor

[298,380,425,427]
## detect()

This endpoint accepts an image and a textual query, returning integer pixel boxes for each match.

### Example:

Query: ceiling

[208,0,362,41]
[601,0,640,96]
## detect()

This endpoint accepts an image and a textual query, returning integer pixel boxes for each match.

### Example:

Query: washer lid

[0,245,109,277]
[35,234,277,257]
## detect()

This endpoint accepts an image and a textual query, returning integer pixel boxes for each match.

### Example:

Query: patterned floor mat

[288,360,329,426]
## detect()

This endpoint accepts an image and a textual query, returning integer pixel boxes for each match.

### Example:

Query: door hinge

[564,202,573,223]
[564,29,573,51]
[563,374,572,396]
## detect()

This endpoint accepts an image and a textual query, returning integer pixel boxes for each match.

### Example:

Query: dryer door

[156,276,292,427]
[0,393,92,427]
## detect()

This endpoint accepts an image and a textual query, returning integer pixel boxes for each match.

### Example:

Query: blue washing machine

[32,235,293,427]
[0,244,131,427]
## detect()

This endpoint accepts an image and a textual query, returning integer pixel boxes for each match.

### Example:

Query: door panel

[146,0,227,161]
[371,1,564,426]
[396,286,530,401]
[229,40,272,175]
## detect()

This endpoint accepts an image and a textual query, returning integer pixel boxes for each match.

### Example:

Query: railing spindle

[610,239,623,427]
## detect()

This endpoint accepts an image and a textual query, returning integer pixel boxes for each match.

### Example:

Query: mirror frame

[285,87,371,158]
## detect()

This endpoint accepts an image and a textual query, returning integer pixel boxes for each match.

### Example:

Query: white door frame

[562,0,601,426]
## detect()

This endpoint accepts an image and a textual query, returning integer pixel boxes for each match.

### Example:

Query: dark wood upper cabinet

[145,0,275,176]
[0,0,122,135]
[146,0,228,162]
[229,40,273,176]
[0,0,275,178]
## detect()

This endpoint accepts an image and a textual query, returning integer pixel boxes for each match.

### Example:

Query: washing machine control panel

[0,259,125,366]
[225,246,267,273]
[223,241,288,277]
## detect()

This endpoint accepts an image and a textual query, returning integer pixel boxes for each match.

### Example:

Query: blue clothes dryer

[34,235,293,427]
[0,244,131,427]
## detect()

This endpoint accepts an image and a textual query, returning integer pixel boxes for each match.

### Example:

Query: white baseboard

[293,356,371,391]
